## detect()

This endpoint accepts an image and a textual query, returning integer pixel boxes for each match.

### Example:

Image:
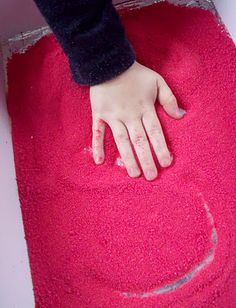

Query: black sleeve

[34,0,135,86]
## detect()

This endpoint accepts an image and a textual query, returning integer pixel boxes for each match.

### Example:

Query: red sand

[7,3,236,307]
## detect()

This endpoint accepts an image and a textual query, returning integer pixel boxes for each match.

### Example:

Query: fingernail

[95,155,104,164]
[161,159,171,168]
[160,153,173,168]
[178,108,187,117]
[145,170,158,181]
[129,168,141,178]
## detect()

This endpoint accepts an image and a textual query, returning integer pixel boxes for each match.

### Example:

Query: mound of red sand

[7,3,236,307]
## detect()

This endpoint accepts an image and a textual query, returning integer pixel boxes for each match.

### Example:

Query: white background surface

[0,0,235,42]
[0,0,235,307]
[0,0,45,40]
[0,52,34,307]
[213,0,236,43]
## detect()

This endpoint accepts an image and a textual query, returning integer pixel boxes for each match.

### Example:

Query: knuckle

[133,134,146,146]
[93,144,101,151]
[149,125,161,137]
[93,128,103,140]
[140,157,153,168]
[166,93,176,106]
[116,132,128,142]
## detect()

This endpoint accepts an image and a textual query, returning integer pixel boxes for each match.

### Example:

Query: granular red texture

[7,3,236,307]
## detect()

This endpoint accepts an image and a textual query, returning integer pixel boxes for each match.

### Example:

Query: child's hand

[90,61,185,181]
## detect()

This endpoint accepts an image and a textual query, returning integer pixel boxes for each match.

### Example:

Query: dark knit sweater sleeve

[34,0,135,86]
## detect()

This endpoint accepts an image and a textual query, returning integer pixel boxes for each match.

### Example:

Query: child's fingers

[127,120,157,181]
[92,117,105,164]
[110,121,141,178]
[156,75,186,119]
[142,107,173,168]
